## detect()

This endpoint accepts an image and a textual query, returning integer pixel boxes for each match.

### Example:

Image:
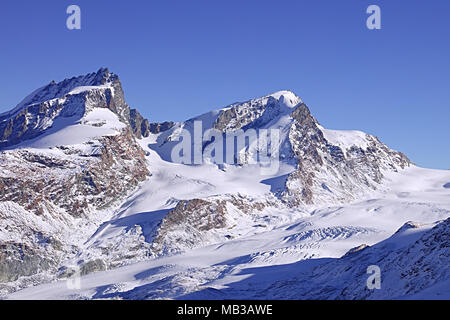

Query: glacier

[0,69,448,300]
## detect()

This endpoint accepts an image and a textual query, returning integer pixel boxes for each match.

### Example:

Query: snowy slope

[0,69,151,292]
[6,166,450,300]
[1,70,448,300]
[0,69,116,119]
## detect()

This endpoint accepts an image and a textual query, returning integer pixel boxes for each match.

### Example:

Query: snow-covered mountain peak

[2,70,449,300]
[213,90,303,132]
[266,90,303,108]
[0,68,156,149]
[2,68,117,119]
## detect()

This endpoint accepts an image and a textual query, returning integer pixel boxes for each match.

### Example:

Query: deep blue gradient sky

[1,0,449,169]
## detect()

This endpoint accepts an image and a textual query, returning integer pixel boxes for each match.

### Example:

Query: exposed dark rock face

[151,199,228,256]
[143,92,413,257]
[79,259,107,276]
[0,73,417,294]
[214,93,300,132]
[130,109,150,138]
[0,69,152,285]
[148,121,175,134]
[0,127,150,284]
[283,103,411,206]
[150,195,272,256]
[0,93,89,149]
[129,108,174,137]
[0,242,57,283]
[0,128,149,217]
[211,92,411,208]
[0,68,155,149]
[214,101,265,132]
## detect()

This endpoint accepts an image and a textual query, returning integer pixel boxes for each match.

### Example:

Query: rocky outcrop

[142,91,413,258]
[150,195,273,256]
[210,92,411,207]
[148,121,175,134]
[151,199,229,256]
[283,103,411,206]
[264,218,450,299]
[129,108,174,138]
[0,68,155,149]
[214,91,302,132]
[0,242,57,283]
[0,128,149,217]
[0,69,152,285]
[0,127,150,284]
[0,73,418,295]
[129,109,151,138]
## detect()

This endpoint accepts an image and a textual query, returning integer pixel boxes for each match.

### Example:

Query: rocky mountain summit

[283,102,410,206]
[132,90,412,257]
[0,68,158,147]
[2,69,445,300]
[0,69,152,287]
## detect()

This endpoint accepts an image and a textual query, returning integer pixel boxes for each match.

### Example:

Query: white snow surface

[319,125,370,150]
[6,151,450,300]
[2,87,449,300]
[0,68,115,119]
[9,108,125,150]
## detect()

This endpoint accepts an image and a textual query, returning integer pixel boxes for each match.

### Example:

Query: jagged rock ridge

[0,70,419,297]
[0,69,152,286]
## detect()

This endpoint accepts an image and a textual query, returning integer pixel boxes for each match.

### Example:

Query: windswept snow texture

[0,71,449,300]
[5,155,450,300]
[9,168,450,299]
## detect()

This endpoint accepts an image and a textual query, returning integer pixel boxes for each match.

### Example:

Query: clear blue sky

[1,0,449,169]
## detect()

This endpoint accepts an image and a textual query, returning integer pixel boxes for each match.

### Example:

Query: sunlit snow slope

[1,70,448,300]
[7,166,450,300]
